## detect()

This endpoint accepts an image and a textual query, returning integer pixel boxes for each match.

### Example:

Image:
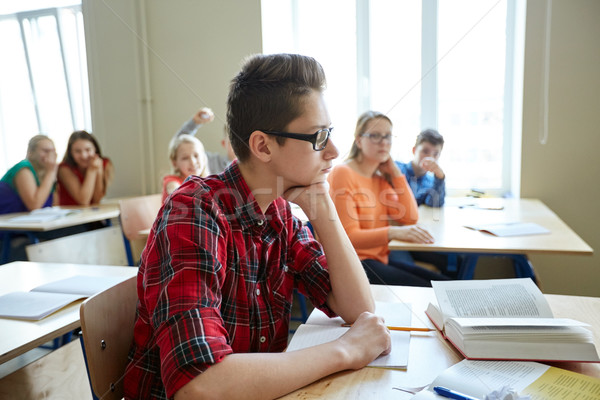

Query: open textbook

[426,278,600,362]
[411,359,600,400]
[287,301,416,369]
[7,206,81,223]
[0,275,130,320]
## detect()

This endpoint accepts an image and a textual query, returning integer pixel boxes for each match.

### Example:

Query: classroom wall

[83,0,599,296]
[520,0,600,297]
[83,0,262,196]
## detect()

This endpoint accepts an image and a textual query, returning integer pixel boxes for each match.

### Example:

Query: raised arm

[174,108,215,139]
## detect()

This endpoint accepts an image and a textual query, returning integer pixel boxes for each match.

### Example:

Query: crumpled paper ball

[485,386,531,400]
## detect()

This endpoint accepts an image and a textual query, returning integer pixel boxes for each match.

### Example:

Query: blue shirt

[396,161,445,207]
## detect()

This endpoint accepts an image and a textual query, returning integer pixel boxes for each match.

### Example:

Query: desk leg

[1,232,10,264]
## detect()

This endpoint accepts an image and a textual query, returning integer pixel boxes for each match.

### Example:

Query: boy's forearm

[309,199,374,321]
[175,342,348,400]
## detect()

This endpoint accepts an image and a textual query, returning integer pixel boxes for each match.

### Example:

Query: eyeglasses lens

[315,129,329,150]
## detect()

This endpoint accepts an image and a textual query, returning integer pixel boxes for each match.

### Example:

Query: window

[261,0,525,195]
[0,1,90,174]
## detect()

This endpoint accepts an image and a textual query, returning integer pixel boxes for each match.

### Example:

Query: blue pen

[433,386,480,400]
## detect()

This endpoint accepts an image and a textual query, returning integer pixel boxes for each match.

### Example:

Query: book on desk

[0,275,131,320]
[6,207,82,223]
[426,278,600,363]
[411,358,600,399]
[287,301,417,369]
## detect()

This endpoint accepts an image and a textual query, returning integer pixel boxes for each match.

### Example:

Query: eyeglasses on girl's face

[360,133,394,144]
[261,127,332,151]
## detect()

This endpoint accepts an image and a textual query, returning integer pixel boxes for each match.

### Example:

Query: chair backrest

[26,226,128,265]
[118,194,162,241]
[80,276,137,400]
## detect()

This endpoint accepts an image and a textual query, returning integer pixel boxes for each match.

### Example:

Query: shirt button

[256,288,260,296]
[260,336,266,343]
[257,219,264,226]
[283,265,288,273]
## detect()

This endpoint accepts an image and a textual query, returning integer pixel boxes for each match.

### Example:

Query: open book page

[522,364,600,399]
[0,275,131,320]
[8,207,81,222]
[0,291,86,320]
[31,275,128,296]
[290,301,412,369]
[429,278,554,330]
[410,360,549,399]
[464,222,550,237]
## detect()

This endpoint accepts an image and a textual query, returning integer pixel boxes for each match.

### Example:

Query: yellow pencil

[341,324,434,332]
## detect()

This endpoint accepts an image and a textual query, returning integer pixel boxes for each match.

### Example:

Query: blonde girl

[162,134,209,201]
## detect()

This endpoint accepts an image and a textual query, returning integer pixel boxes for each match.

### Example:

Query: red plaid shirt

[124,162,334,400]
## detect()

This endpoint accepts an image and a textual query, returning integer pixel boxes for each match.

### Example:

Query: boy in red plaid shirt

[124,53,391,400]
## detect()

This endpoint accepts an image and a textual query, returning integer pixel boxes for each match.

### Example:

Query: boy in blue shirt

[395,129,445,207]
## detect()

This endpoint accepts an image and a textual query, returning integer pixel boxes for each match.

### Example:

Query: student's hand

[389,225,434,244]
[90,155,103,171]
[41,149,58,171]
[420,157,445,180]
[192,107,215,125]
[283,181,331,221]
[336,312,391,370]
[377,156,402,178]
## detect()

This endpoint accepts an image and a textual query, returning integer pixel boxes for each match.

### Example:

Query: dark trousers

[361,257,451,287]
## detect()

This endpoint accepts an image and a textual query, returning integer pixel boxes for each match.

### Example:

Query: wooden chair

[79,276,137,400]
[118,194,162,265]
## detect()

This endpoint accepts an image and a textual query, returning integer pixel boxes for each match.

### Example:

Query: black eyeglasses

[262,127,332,151]
[361,133,393,144]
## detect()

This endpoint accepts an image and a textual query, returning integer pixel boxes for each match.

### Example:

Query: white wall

[521,0,600,296]
[83,0,262,196]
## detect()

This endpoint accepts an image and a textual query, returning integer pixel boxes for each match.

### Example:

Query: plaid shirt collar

[220,161,284,234]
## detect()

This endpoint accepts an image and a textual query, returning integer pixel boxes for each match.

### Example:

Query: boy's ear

[171,159,177,168]
[248,130,273,162]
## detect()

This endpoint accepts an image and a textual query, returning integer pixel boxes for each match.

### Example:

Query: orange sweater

[328,163,419,264]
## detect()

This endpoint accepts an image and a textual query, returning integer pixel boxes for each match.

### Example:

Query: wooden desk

[0,204,120,263]
[281,284,600,399]
[0,261,137,364]
[0,204,119,233]
[388,198,593,280]
[390,198,592,255]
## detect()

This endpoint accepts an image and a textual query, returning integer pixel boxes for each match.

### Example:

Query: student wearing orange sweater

[328,111,449,286]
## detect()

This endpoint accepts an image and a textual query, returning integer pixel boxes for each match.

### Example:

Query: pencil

[341,324,434,332]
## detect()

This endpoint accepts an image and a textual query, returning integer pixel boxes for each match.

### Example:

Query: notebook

[0,275,130,320]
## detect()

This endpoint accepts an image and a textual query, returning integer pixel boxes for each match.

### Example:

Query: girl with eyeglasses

[327,111,450,287]
[0,134,57,214]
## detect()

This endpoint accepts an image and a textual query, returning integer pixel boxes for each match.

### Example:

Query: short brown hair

[226,53,327,162]
[347,111,392,160]
[415,129,444,148]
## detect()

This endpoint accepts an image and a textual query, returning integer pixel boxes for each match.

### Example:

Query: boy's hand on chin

[283,181,330,220]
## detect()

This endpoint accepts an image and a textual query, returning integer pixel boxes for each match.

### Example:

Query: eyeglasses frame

[360,132,394,144]
[261,127,333,151]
